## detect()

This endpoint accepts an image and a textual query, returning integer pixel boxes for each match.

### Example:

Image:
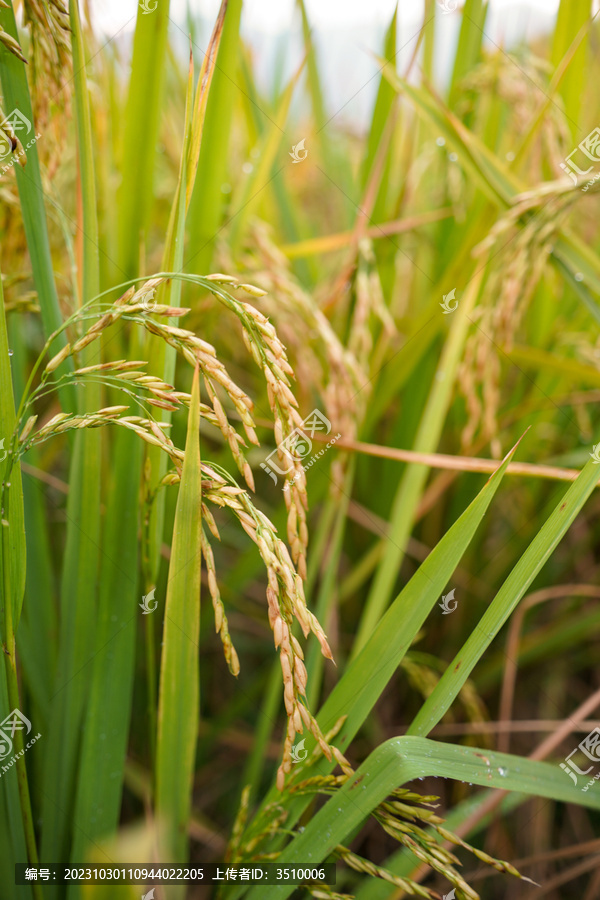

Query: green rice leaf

[247,736,600,900]
[155,364,202,863]
[0,1,74,408]
[551,0,592,136]
[408,454,600,736]
[243,436,520,847]
[117,0,171,278]
[41,0,102,865]
[187,0,242,274]
[354,269,484,653]
[147,2,227,584]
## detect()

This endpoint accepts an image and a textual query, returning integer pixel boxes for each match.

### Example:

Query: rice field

[1,0,600,897]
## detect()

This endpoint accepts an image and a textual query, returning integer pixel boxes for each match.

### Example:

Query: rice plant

[1,0,600,898]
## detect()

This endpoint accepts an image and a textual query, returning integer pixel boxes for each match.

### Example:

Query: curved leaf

[248,736,600,900]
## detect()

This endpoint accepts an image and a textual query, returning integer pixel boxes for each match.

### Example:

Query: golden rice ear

[460,188,574,454]
[201,528,240,677]
[0,26,27,63]
[20,0,72,143]
[215,222,368,574]
[16,234,331,809]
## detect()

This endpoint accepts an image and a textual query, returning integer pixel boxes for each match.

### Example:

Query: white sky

[92,0,566,37]
[89,0,591,130]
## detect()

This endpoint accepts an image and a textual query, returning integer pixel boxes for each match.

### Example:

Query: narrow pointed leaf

[41,0,101,864]
[247,736,600,900]
[409,454,600,736]
[117,0,171,278]
[244,437,520,844]
[155,365,202,862]
[187,0,242,274]
[0,1,74,408]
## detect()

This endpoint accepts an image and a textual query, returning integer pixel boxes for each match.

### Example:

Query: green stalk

[305,458,355,708]
[41,0,101,865]
[0,684,31,900]
[155,365,202,864]
[0,1,74,409]
[187,0,242,274]
[551,0,591,137]
[8,317,57,730]
[80,0,169,804]
[116,0,170,278]
[353,267,483,655]
[146,1,227,586]
[144,591,157,766]
[0,272,39,897]
[2,525,39,889]
[228,60,303,254]
[241,661,282,805]
[448,0,487,109]
[71,0,173,853]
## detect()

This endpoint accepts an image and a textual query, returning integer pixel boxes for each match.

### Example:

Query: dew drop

[575,272,584,282]
[436,137,445,147]
[448,152,458,162]
[497,766,508,777]
[7,349,13,356]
